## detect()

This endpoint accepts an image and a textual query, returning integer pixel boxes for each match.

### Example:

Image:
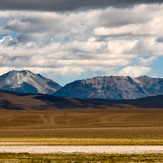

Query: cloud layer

[0,3,163,84]
[0,0,162,11]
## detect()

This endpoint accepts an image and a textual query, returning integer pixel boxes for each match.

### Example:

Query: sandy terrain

[0,146,163,154]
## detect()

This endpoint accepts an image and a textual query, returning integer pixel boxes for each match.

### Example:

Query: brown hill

[0,90,163,110]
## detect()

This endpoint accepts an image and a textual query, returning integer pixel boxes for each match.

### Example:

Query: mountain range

[0,70,163,100]
[54,76,163,99]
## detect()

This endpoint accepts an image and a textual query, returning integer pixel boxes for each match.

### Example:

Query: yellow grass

[0,153,163,162]
[0,137,163,146]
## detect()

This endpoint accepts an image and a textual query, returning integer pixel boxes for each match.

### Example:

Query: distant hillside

[0,70,61,95]
[0,90,163,110]
[54,76,163,99]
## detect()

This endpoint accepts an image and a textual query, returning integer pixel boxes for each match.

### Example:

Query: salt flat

[0,146,163,154]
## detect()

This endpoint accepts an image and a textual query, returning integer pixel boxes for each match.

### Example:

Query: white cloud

[94,4,163,36]
[139,56,157,65]
[0,4,163,81]
[94,18,163,37]
[108,40,138,54]
[118,66,151,77]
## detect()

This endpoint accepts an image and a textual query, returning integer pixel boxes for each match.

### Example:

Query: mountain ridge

[54,75,163,99]
[0,70,61,95]
[0,70,163,100]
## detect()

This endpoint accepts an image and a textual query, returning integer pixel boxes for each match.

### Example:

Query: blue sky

[0,33,18,39]
[0,1,163,86]
[151,57,163,77]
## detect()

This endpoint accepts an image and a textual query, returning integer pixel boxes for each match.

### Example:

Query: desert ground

[0,108,163,162]
[0,108,163,143]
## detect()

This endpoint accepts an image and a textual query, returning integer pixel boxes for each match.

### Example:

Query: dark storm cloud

[0,0,162,11]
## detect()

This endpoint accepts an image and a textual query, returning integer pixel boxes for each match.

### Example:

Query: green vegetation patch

[0,153,163,163]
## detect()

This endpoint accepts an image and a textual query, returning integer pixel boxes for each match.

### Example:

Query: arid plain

[0,108,163,145]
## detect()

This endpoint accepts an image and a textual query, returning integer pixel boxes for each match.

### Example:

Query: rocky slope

[0,70,61,94]
[54,76,163,99]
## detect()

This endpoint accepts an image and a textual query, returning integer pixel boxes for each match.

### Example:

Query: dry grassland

[0,108,162,145]
[0,137,163,146]
[0,153,163,162]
